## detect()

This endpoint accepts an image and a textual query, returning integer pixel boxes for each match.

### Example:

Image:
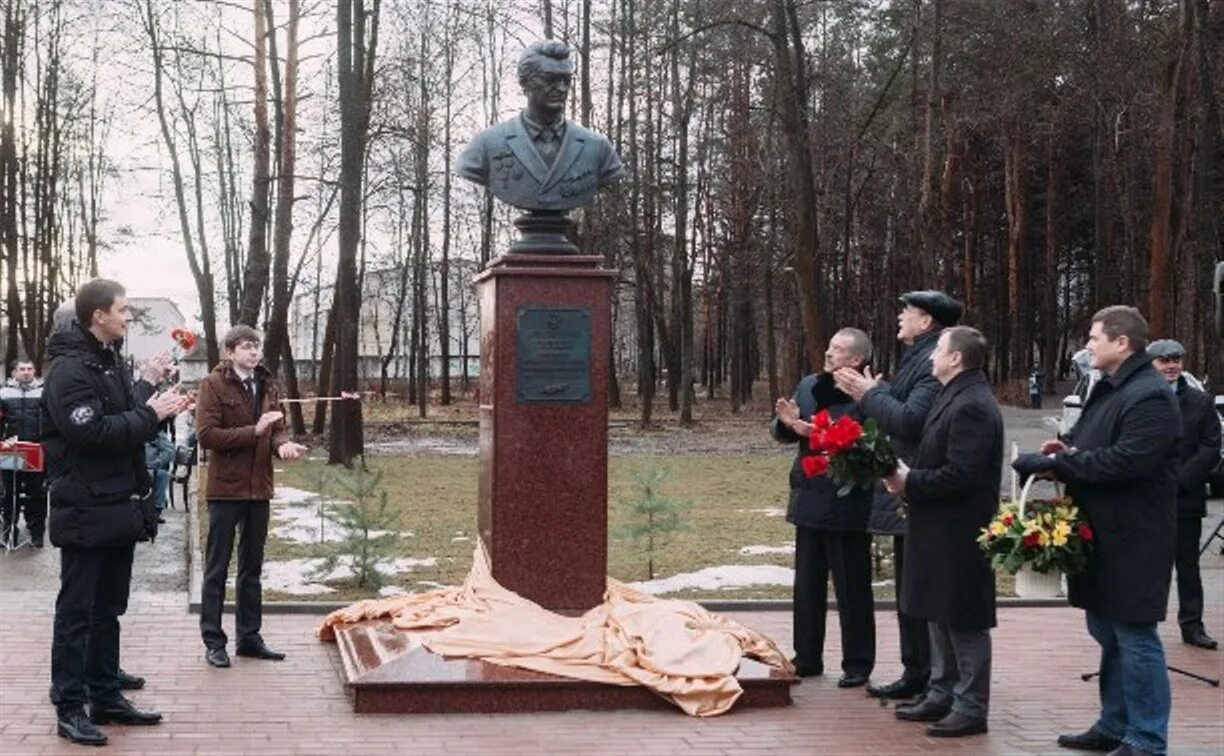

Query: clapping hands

[146,384,193,421]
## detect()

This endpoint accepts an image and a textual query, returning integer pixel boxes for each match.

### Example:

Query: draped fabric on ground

[317,546,793,716]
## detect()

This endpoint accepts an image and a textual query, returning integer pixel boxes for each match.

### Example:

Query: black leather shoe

[117,668,145,691]
[868,677,926,699]
[1182,627,1218,650]
[1057,727,1123,752]
[235,641,286,661]
[1105,745,1156,756]
[89,696,163,726]
[837,672,869,688]
[57,709,108,746]
[205,647,231,668]
[927,711,988,738]
[895,695,952,722]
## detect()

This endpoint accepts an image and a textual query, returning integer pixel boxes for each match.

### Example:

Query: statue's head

[518,41,573,121]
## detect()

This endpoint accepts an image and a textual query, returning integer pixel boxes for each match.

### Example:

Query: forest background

[1,0,1220,465]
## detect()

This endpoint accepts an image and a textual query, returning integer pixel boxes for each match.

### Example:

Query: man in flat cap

[1149,339,1220,650]
[456,41,624,213]
[835,289,963,701]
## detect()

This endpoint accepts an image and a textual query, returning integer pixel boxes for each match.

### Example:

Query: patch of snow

[379,585,408,597]
[629,564,795,595]
[748,507,787,518]
[259,556,440,596]
[739,544,794,556]
[270,485,318,504]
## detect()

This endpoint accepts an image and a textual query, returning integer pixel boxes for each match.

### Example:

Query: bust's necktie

[537,126,560,166]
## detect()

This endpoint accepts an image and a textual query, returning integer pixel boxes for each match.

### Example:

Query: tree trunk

[238,0,272,328]
[330,0,379,466]
[263,0,299,376]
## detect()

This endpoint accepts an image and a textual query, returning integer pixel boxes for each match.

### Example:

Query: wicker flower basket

[1013,476,1065,599]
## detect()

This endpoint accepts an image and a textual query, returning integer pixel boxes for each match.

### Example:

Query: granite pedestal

[473,253,616,613]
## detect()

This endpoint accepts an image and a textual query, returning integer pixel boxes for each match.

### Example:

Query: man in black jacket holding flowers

[1014,306,1180,756]
[773,327,876,688]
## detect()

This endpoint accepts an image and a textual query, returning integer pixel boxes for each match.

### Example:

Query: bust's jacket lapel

[506,117,549,185]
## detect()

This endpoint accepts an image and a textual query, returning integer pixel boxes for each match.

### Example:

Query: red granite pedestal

[333,620,797,714]
[473,253,616,613]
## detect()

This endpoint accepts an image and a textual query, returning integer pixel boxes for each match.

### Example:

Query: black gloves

[1012,452,1056,481]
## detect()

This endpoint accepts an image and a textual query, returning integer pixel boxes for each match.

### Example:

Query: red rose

[808,430,825,452]
[170,327,197,352]
[1021,532,1042,548]
[1077,523,1093,542]
[1001,512,1015,526]
[801,454,829,478]
[812,409,832,430]
[823,415,863,454]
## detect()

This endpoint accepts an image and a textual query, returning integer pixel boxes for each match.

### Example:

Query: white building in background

[289,267,480,388]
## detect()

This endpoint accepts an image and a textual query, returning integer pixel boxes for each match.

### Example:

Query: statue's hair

[518,40,573,87]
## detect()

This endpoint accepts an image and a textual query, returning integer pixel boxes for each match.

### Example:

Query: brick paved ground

[0,596,1220,755]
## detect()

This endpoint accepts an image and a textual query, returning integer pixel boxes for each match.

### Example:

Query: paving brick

[0,602,1220,754]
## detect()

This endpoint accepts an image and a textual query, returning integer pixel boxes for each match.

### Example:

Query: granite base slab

[333,620,797,714]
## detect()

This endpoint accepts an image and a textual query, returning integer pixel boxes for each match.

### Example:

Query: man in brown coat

[196,325,307,668]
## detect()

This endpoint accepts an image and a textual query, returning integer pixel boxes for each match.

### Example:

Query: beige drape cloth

[318,545,793,716]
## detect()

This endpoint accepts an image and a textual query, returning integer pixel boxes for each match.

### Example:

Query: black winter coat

[861,328,943,534]
[772,373,872,531]
[1051,352,1180,625]
[0,378,44,441]
[41,323,160,549]
[1172,377,1220,517]
[900,370,1002,631]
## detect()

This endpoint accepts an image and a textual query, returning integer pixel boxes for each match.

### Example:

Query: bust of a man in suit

[456,41,624,212]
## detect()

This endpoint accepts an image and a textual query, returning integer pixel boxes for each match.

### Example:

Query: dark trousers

[200,500,270,650]
[2,469,46,538]
[50,543,135,713]
[1175,515,1205,632]
[793,527,875,676]
[927,622,991,719]
[893,534,931,683]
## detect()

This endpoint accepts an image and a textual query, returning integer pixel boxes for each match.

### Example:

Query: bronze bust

[456,41,624,215]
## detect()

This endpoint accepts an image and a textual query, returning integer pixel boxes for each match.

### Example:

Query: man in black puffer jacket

[41,279,190,747]
[835,290,963,701]
[774,328,876,687]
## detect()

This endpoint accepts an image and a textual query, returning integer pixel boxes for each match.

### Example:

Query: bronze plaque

[515,307,591,403]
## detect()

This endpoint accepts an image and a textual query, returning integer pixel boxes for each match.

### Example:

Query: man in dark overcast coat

[884,326,1001,739]
[1015,306,1180,756]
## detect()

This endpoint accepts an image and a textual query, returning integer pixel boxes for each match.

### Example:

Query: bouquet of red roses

[800,410,898,497]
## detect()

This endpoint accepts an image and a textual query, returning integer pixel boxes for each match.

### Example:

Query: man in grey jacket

[835,290,962,701]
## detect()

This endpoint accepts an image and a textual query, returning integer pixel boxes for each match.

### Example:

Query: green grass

[197,454,1025,602]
